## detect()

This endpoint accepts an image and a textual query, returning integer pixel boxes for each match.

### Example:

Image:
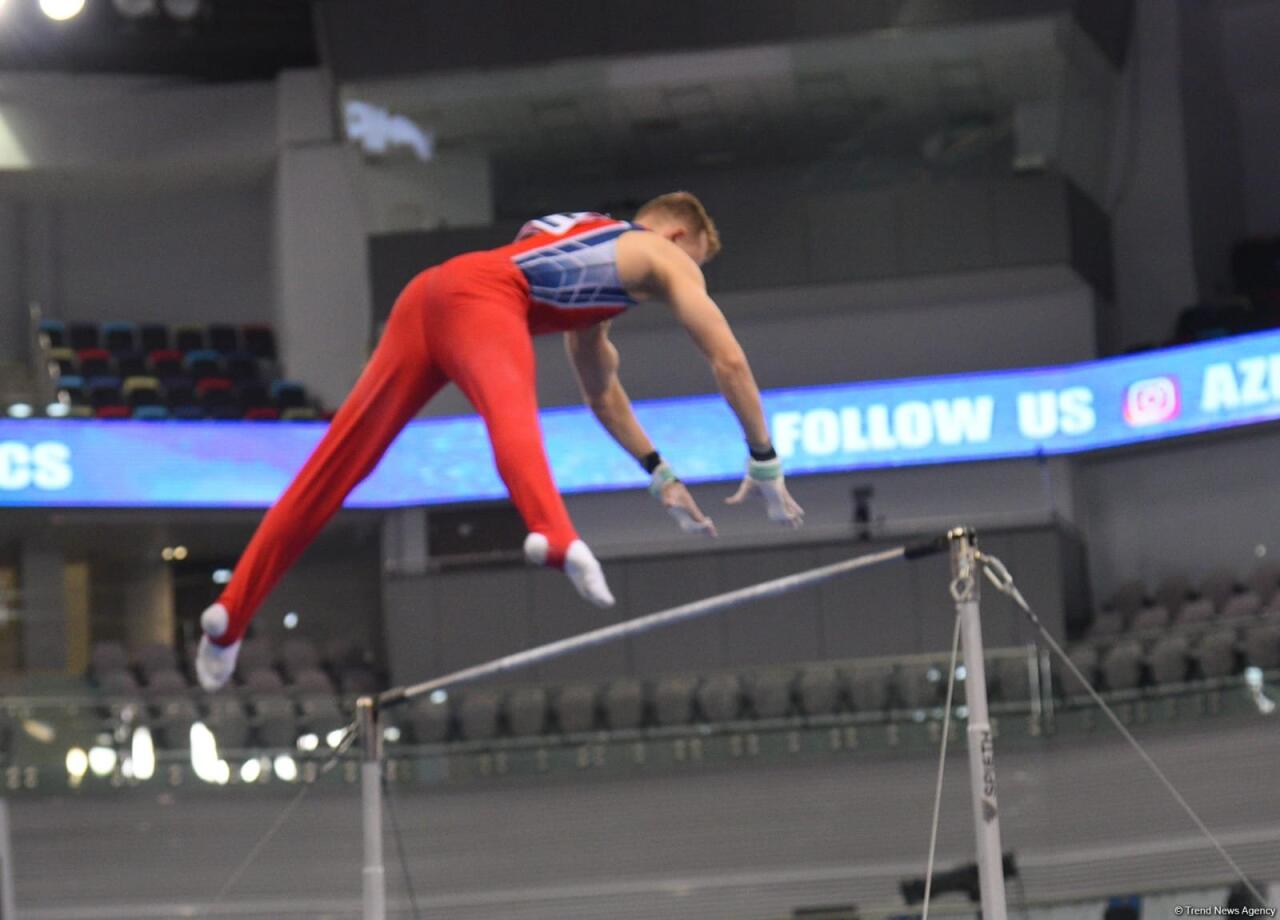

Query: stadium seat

[77,348,113,378]
[1199,569,1238,610]
[174,325,206,354]
[1147,635,1190,685]
[102,322,138,354]
[1107,580,1147,617]
[139,323,169,353]
[152,696,199,749]
[68,322,100,350]
[272,380,307,408]
[291,668,334,695]
[197,378,234,410]
[184,350,223,380]
[67,405,93,418]
[56,375,86,405]
[653,675,698,726]
[225,352,260,382]
[1220,592,1262,621]
[995,656,1036,702]
[242,324,277,359]
[746,668,795,719]
[244,668,285,693]
[458,690,502,740]
[87,375,123,408]
[135,642,178,678]
[1243,622,1280,669]
[161,377,195,408]
[46,347,75,377]
[280,637,321,674]
[847,663,892,712]
[95,405,131,420]
[1153,574,1193,614]
[894,661,944,710]
[796,664,842,716]
[1102,640,1144,691]
[1131,605,1171,632]
[1088,610,1126,639]
[90,640,129,675]
[298,695,346,736]
[123,376,162,407]
[696,673,742,722]
[281,407,319,421]
[244,406,281,421]
[255,696,298,748]
[147,349,183,378]
[1248,560,1280,605]
[555,683,598,734]
[1063,645,1103,697]
[132,405,169,420]
[1174,598,1215,629]
[207,323,240,355]
[99,668,140,695]
[409,695,450,743]
[237,638,276,672]
[114,351,146,378]
[235,381,269,409]
[507,687,548,736]
[144,668,189,695]
[207,698,252,749]
[38,318,66,349]
[339,665,378,693]
[603,677,644,730]
[1194,629,1238,679]
[172,405,205,420]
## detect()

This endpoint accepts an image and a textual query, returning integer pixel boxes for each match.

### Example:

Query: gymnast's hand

[649,464,718,537]
[725,457,805,529]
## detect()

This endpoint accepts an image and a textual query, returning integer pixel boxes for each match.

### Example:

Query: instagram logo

[1124,376,1181,427]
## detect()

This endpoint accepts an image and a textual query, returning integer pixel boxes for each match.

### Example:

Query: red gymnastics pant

[212,255,581,646]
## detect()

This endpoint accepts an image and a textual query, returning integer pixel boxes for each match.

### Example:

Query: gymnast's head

[633,191,722,267]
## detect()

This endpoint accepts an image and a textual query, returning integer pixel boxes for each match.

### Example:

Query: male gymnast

[197,192,804,691]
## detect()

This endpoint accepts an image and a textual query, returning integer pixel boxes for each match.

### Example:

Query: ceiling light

[46,402,69,418]
[239,759,262,783]
[65,747,88,780]
[273,754,298,782]
[40,0,85,21]
[7,403,32,419]
[88,745,117,777]
[173,545,188,561]
[283,611,298,629]
[131,726,156,781]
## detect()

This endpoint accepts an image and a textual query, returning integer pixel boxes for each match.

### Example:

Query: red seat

[195,377,233,398]
[244,407,281,421]
[94,405,131,420]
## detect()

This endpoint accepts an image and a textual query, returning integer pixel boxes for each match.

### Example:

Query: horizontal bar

[379,537,946,710]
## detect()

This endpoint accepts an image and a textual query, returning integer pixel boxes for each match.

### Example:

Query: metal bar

[949,528,1007,920]
[0,799,15,919]
[358,698,386,920]
[380,537,948,710]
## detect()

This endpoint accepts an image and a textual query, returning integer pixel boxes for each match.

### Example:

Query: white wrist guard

[648,461,679,498]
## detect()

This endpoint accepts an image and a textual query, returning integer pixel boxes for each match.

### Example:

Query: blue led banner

[2,330,1279,508]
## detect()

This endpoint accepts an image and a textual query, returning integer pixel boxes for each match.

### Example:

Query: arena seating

[34,319,326,421]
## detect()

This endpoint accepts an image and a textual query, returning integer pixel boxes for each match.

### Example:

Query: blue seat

[207,324,239,355]
[139,323,169,353]
[57,374,86,404]
[102,322,139,354]
[87,375,123,409]
[39,319,66,348]
[68,322,100,350]
[132,405,170,421]
[271,380,306,408]
[183,349,222,380]
[172,405,205,420]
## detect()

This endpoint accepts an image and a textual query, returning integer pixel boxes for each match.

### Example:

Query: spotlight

[173,545,188,561]
[131,726,156,781]
[1244,667,1276,715]
[40,0,85,20]
[6,403,32,419]
[239,758,262,783]
[161,547,174,561]
[273,754,298,782]
[283,611,299,630]
[382,725,401,743]
[296,732,319,752]
[326,728,348,749]
[429,689,448,705]
[211,568,232,585]
[88,745,117,777]
[65,747,89,780]
[45,402,70,418]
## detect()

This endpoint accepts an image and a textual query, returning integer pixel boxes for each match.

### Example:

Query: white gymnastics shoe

[195,603,240,692]
[524,534,615,609]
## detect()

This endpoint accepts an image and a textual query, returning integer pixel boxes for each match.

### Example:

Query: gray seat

[555,683,598,734]
[408,696,450,744]
[1102,640,1144,691]
[206,710,251,749]
[339,666,379,694]
[506,687,548,737]
[1247,560,1280,606]
[1152,575,1192,617]
[746,668,794,719]
[100,668,140,695]
[1087,610,1126,639]
[603,678,644,730]
[1061,645,1099,696]
[291,668,335,695]
[153,697,199,749]
[1148,635,1190,685]
[237,637,276,672]
[696,673,741,723]
[457,690,502,741]
[244,668,285,693]
[135,642,179,677]
[995,656,1036,702]
[1175,598,1215,628]
[1243,623,1280,669]
[1107,580,1146,617]
[797,665,841,716]
[145,669,190,695]
[281,637,321,677]
[1199,569,1238,611]
[847,664,891,712]
[254,696,298,748]
[1194,629,1238,679]
[1130,605,1170,632]
[323,637,361,670]
[653,675,698,726]
[1220,592,1262,621]
[894,662,945,710]
[299,695,347,734]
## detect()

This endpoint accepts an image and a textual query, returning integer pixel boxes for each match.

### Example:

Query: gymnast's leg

[196,277,446,690]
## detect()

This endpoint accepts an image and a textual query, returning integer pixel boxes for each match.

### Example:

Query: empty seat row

[1106,563,1280,618]
[39,319,277,359]
[1090,592,1280,639]
[57,375,309,412]
[49,348,276,383]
